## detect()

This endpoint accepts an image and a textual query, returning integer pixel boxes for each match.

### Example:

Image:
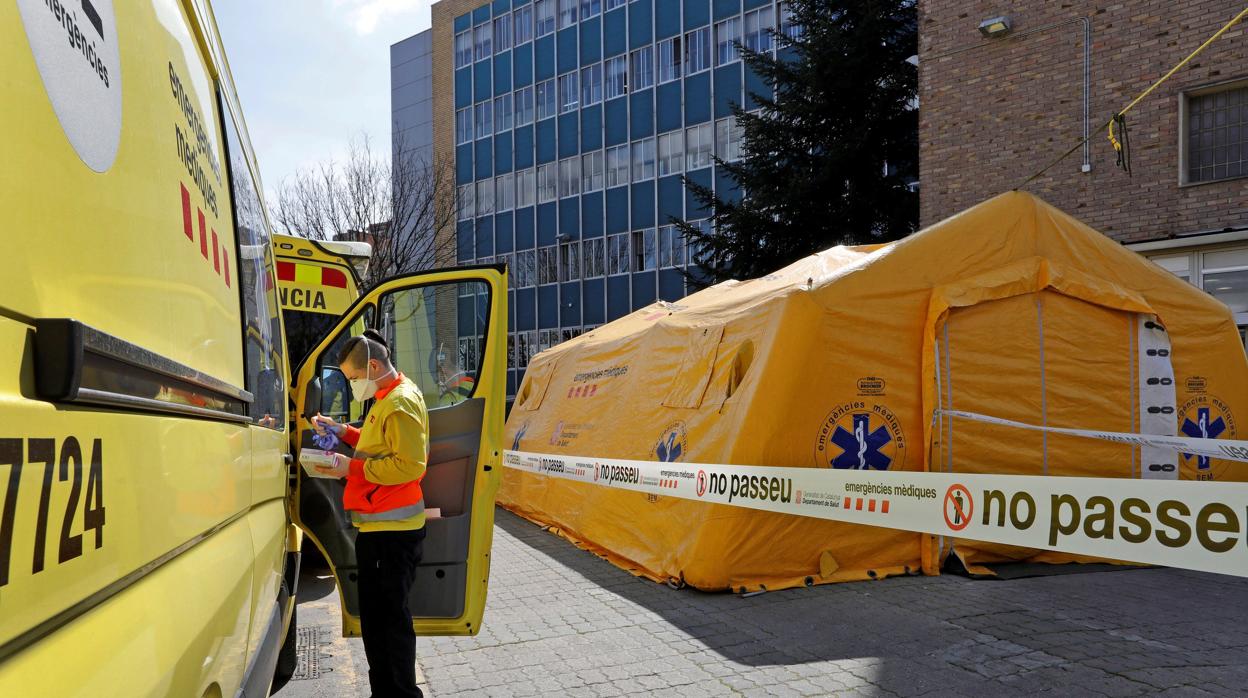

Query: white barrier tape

[936,408,1248,464]
[505,450,1248,578]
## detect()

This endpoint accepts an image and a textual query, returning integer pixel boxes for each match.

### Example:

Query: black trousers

[355,527,426,698]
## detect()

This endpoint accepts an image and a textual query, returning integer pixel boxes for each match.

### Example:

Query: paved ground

[276,508,1248,697]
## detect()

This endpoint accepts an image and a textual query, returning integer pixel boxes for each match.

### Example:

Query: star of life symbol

[830,413,893,470]
[653,421,688,463]
[1181,407,1225,470]
[656,429,683,462]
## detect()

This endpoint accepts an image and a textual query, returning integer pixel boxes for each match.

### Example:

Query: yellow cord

[1020,5,1248,187]
[1118,5,1248,119]
[1110,4,1248,155]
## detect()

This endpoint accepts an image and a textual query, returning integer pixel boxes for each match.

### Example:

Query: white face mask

[347,340,392,402]
[349,374,377,403]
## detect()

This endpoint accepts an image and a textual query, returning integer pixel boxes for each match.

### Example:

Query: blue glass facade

[445,0,796,396]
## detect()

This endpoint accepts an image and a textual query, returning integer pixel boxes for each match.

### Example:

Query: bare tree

[274,130,459,289]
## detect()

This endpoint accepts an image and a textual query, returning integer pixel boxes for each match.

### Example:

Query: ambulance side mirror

[302,374,322,420]
[309,366,351,420]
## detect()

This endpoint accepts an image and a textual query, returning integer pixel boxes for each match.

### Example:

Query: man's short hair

[337,329,391,368]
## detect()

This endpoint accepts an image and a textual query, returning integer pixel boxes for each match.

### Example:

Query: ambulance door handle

[283,453,294,465]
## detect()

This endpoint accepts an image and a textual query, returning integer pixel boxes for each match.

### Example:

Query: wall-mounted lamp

[978,16,1012,38]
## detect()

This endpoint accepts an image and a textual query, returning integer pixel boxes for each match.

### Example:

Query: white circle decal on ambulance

[16,0,123,172]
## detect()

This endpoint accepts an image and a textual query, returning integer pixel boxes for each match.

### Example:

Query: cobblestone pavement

[278,508,1248,697]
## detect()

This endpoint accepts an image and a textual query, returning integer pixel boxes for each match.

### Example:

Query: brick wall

[919,1,1248,242]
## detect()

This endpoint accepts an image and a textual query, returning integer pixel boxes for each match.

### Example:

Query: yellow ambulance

[0,0,508,695]
[272,234,371,367]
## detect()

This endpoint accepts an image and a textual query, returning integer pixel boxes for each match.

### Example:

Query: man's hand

[314,452,352,479]
[310,413,344,437]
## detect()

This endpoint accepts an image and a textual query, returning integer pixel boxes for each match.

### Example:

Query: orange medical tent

[500,192,1248,592]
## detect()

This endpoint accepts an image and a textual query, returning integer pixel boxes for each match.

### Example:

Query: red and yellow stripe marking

[276,260,349,288]
[181,183,230,289]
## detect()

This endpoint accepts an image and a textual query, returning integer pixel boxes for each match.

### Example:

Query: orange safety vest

[341,374,426,523]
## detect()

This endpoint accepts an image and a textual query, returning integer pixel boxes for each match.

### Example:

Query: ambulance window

[220,93,286,429]
[378,280,490,409]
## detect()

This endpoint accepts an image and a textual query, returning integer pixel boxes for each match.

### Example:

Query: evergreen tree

[676,0,918,284]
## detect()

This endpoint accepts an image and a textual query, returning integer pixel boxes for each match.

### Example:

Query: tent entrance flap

[927,285,1177,572]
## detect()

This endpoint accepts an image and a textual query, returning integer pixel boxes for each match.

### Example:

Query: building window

[779,2,802,40]
[630,46,654,91]
[605,0,626,10]
[536,78,557,120]
[558,71,580,113]
[455,30,472,69]
[744,8,775,54]
[633,229,657,271]
[538,246,558,284]
[516,331,528,368]
[581,63,603,107]
[537,162,558,203]
[474,22,493,61]
[535,0,555,37]
[607,232,630,275]
[685,27,711,75]
[1149,248,1248,347]
[716,116,743,161]
[1152,253,1191,282]
[580,0,601,20]
[516,168,536,208]
[494,14,512,53]
[515,86,535,126]
[1186,85,1248,183]
[583,237,606,277]
[606,143,630,187]
[539,328,560,353]
[632,137,656,181]
[474,101,493,139]
[605,55,628,100]
[558,0,578,29]
[686,123,713,170]
[496,173,515,212]
[715,17,741,66]
[514,6,534,45]
[1202,248,1248,316]
[494,93,513,133]
[687,220,715,268]
[517,330,535,367]
[458,337,477,375]
[559,156,581,197]
[455,107,472,145]
[658,131,684,176]
[559,240,582,281]
[476,179,494,216]
[658,37,682,84]
[659,225,686,268]
[515,249,536,287]
[458,183,475,221]
[582,150,604,192]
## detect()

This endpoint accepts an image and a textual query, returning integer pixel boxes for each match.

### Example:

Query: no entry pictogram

[944,484,973,531]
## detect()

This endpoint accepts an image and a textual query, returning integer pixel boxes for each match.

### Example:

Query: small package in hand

[300,449,340,478]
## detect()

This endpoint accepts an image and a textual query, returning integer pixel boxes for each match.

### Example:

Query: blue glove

[312,430,340,451]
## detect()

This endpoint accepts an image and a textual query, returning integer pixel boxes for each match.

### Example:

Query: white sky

[214,0,435,202]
